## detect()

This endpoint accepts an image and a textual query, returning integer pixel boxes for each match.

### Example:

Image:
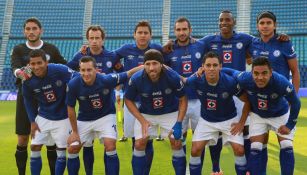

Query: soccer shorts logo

[223,51,232,63]
[153,97,163,109]
[206,99,216,110]
[44,90,56,102]
[91,98,103,109]
[182,61,192,74]
[257,99,268,110]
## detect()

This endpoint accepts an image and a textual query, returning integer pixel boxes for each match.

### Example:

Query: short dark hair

[202,51,221,64]
[134,20,152,34]
[220,10,235,21]
[86,25,105,40]
[29,49,47,61]
[79,56,97,68]
[257,11,276,23]
[23,17,42,29]
[252,56,272,70]
[174,17,191,29]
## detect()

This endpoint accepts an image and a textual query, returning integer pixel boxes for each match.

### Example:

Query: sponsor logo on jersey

[79,96,86,100]
[223,51,232,63]
[153,97,163,109]
[182,61,192,74]
[207,99,216,110]
[257,99,267,110]
[211,44,218,50]
[128,55,134,60]
[152,91,162,96]
[91,98,102,108]
[196,90,203,96]
[141,93,149,97]
[222,44,232,49]
[44,90,56,102]
[286,86,293,93]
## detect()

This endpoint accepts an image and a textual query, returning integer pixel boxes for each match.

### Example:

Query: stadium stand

[0,0,5,37]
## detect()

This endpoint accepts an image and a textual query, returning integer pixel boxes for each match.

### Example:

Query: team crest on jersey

[44,90,56,102]
[222,92,229,99]
[236,42,243,49]
[273,50,281,57]
[56,80,62,87]
[195,52,201,59]
[207,99,216,110]
[106,61,112,68]
[223,51,232,63]
[257,99,267,110]
[270,93,278,99]
[182,61,192,74]
[91,98,102,108]
[153,97,163,109]
[45,54,50,61]
[165,88,172,94]
[103,89,110,95]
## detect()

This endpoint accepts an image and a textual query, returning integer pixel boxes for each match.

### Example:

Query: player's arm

[279,85,301,134]
[67,105,81,143]
[126,65,144,78]
[288,58,300,93]
[231,92,251,135]
[125,98,150,139]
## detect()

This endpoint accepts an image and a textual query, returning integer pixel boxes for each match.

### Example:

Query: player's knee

[67,141,82,154]
[191,144,202,157]
[134,139,146,150]
[31,144,42,151]
[233,145,245,156]
[17,135,29,146]
[104,143,116,152]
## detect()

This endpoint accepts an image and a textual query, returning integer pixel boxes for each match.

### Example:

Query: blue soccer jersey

[249,35,297,80]
[66,72,128,121]
[164,40,204,100]
[125,68,185,115]
[234,70,301,130]
[199,32,253,71]
[67,47,123,73]
[22,64,74,122]
[115,42,163,72]
[186,72,242,122]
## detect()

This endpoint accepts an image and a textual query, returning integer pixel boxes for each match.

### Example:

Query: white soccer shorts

[182,99,201,132]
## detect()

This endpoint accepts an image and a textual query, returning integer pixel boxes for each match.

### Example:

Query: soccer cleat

[156,135,164,141]
[119,136,128,142]
[211,170,223,175]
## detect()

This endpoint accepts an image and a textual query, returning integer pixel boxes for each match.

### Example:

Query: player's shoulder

[42,41,59,49]
[199,34,216,42]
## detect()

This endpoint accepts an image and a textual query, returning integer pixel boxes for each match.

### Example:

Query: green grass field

[0,99,306,175]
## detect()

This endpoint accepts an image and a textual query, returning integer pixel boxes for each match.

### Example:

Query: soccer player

[184,51,250,175]
[22,49,73,175]
[224,57,301,175]
[67,25,123,175]
[125,49,188,175]
[114,20,163,174]
[10,17,66,175]
[65,56,142,175]
[163,16,205,167]
[248,11,300,173]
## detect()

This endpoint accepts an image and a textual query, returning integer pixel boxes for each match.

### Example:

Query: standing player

[125,49,188,175]
[67,25,123,175]
[65,56,142,175]
[10,17,66,175]
[184,51,250,175]
[22,49,73,175]
[114,20,163,175]
[164,16,205,167]
[224,57,301,175]
[248,11,300,173]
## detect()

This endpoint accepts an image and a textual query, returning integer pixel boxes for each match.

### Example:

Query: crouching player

[223,56,301,175]
[124,49,188,175]
[66,56,143,175]
[184,51,250,175]
[22,49,74,175]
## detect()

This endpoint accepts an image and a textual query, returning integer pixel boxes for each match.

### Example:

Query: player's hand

[141,119,151,139]
[277,33,290,42]
[278,125,291,135]
[67,132,81,145]
[171,122,182,140]
[246,57,253,65]
[231,122,244,135]
[80,44,88,55]
[116,95,121,106]
[16,66,32,81]
[196,67,204,77]
[30,122,40,139]
[162,39,174,53]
